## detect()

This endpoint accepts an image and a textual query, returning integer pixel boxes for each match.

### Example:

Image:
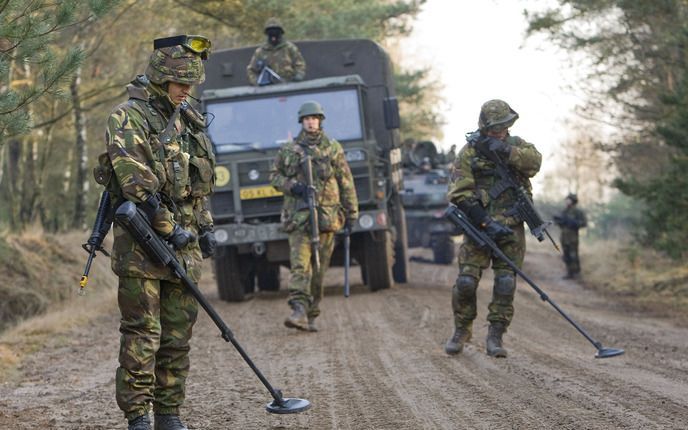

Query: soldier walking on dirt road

[102,36,216,430]
[270,101,358,332]
[554,193,587,279]
[445,99,542,358]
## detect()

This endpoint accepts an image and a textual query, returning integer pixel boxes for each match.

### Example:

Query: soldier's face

[486,128,508,140]
[302,116,320,133]
[168,81,192,106]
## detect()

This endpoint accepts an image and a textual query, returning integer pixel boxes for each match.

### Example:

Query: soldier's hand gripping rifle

[255,60,283,86]
[445,204,624,359]
[114,201,311,414]
[468,132,560,252]
[302,154,321,275]
[79,191,112,295]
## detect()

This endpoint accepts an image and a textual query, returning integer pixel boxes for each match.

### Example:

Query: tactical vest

[95,84,215,226]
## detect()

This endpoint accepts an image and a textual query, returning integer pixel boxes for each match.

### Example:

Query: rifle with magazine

[467,131,559,252]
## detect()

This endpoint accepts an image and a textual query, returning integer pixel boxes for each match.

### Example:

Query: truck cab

[201,39,408,301]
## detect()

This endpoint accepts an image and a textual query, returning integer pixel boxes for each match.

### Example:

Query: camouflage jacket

[558,206,587,245]
[105,79,215,281]
[447,134,542,226]
[246,40,306,85]
[270,130,358,233]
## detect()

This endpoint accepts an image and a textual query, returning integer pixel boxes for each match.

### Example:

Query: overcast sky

[403,0,584,174]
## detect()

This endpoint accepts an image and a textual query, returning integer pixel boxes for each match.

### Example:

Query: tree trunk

[71,63,89,230]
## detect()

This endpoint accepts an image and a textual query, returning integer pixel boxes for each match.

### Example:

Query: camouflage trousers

[116,277,198,421]
[562,240,581,275]
[287,230,335,318]
[452,224,525,330]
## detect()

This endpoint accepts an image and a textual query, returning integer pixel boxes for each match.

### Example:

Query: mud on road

[1,248,687,429]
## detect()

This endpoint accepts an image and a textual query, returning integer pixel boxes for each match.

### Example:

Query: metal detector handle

[114,201,288,406]
[445,204,620,355]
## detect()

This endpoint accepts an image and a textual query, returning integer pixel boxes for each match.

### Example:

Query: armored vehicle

[401,141,459,264]
[200,39,409,301]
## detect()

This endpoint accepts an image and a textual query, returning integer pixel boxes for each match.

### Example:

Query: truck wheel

[432,235,455,265]
[392,203,409,283]
[364,230,394,291]
[214,246,255,302]
[257,259,280,291]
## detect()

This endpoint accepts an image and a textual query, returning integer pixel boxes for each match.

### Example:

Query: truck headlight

[345,149,366,162]
[359,214,374,229]
[248,169,260,181]
[215,229,229,243]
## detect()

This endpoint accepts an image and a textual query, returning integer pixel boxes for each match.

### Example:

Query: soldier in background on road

[270,101,358,332]
[445,99,542,358]
[103,36,216,430]
[247,17,306,85]
[554,193,587,279]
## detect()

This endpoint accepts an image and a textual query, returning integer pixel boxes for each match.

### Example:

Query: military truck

[200,39,409,301]
[401,140,459,264]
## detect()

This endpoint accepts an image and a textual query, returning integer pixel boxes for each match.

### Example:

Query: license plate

[239,186,283,200]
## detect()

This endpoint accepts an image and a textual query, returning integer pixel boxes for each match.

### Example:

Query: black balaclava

[266,28,283,46]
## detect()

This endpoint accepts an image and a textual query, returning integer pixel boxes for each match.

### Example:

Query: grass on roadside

[581,238,688,323]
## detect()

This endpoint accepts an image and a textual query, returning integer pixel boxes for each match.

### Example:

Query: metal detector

[445,205,624,359]
[115,201,311,413]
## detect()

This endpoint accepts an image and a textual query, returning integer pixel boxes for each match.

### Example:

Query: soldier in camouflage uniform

[270,101,358,332]
[246,17,306,85]
[103,36,216,430]
[554,193,587,279]
[445,99,542,358]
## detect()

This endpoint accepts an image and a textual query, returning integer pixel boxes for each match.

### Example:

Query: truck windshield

[206,88,363,153]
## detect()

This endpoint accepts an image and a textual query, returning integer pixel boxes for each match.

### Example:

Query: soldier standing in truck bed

[247,17,306,85]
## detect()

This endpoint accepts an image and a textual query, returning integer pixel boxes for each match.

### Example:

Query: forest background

[1,0,687,329]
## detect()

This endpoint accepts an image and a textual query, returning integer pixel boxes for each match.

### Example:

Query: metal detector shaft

[445,204,623,357]
[344,227,351,297]
[114,201,287,406]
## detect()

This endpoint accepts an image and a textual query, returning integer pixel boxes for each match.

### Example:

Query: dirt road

[1,247,687,429]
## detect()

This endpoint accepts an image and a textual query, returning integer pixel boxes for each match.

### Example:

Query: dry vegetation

[0,230,118,380]
[581,238,688,324]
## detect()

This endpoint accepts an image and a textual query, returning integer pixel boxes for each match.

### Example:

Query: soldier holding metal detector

[98,36,218,430]
[270,101,358,332]
[445,99,547,358]
[246,18,306,86]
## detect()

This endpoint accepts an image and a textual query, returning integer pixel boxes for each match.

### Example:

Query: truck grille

[211,190,234,216]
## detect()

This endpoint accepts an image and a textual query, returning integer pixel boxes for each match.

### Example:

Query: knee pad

[494,274,516,296]
[455,274,478,298]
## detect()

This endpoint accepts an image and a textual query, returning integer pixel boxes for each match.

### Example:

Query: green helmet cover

[264,17,284,33]
[478,99,519,131]
[145,46,205,85]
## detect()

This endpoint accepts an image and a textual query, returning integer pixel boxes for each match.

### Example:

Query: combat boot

[284,302,309,331]
[307,317,318,332]
[154,414,188,430]
[128,414,152,430]
[486,323,508,358]
[445,327,472,355]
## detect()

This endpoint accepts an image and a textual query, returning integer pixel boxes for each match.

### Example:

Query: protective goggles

[154,35,212,60]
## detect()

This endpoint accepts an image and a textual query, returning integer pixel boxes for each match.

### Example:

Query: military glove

[165,224,197,250]
[553,215,563,226]
[482,218,514,241]
[199,226,217,258]
[290,181,308,199]
[486,137,512,158]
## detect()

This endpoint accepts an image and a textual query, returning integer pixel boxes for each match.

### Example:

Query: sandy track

[1,248,687,429]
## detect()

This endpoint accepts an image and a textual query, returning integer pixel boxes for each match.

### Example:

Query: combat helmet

[264,17,284,34]
[145,45,205,85]
[478,99,519,132]
[298,101,325,123]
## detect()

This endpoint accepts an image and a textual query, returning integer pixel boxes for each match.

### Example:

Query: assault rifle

[467,131,559,252]
[79,191,113,295]
[114,201,310,414]
[255,60,283,86]
[445,204,624,359]
[302,154,321,275]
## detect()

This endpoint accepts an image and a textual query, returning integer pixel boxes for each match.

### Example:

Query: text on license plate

[239,186,283,200]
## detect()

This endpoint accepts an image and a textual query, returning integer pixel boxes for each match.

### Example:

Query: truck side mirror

[383,97,400,130]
